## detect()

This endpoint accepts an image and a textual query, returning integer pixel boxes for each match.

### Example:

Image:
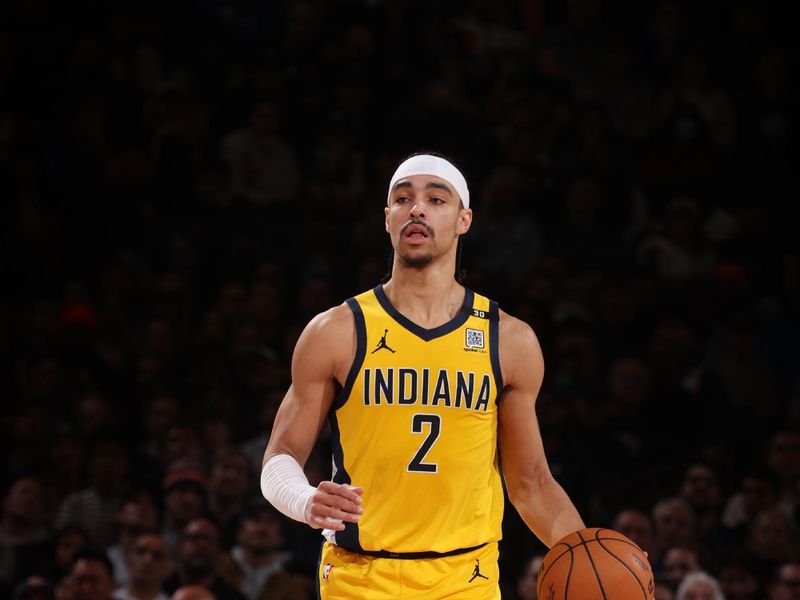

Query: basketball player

[260,153,585,598]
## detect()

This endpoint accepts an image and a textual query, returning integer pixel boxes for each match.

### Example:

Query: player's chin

[397,250,434,269]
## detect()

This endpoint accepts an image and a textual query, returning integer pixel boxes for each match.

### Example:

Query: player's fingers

[311,517,344,531]
[306,510,343,530]
[318,481,365,505]
[314,489,364,516]
[307,504,358,530]
[313,504,360,524]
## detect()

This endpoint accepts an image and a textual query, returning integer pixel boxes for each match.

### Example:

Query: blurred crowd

[1,0,798,599]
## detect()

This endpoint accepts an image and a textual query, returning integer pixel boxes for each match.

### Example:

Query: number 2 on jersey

[407,413,441,473]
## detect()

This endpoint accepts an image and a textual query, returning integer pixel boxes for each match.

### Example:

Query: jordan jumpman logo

[371,329,396,353]
[469,559,489,583]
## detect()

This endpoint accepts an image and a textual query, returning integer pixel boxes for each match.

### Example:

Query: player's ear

[456,208,472,235]
[385,206,390,232]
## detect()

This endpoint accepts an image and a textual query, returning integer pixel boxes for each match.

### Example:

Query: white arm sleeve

[260,454,317,524]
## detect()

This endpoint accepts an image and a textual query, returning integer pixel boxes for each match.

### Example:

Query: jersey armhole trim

[333,297,367,411]
[489,299,503,402]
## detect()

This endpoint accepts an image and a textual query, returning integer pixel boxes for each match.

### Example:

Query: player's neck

[383,265,464,329]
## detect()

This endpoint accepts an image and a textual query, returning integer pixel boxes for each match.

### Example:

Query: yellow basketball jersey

[327,285,504,555]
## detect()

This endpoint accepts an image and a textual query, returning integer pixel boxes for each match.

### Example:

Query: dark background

[1,0,798,598]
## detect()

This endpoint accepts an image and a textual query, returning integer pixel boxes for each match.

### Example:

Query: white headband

[387,154,470,209]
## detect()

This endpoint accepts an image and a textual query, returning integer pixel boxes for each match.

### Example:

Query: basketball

[537,527,654,599]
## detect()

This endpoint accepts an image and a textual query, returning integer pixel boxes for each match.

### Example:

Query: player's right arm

[261,304,363,531]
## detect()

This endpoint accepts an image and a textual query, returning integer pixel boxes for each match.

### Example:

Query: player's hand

[305,481,364,530]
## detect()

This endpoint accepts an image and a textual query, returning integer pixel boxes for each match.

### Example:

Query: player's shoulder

[497,308,537,343]
[293,302,357,376]
[497,308,543,361]
[496,309,544,387]
[303,302,356,342]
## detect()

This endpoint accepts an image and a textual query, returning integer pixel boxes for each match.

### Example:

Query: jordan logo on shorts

[371,329,396,354]
[468,559,489,583]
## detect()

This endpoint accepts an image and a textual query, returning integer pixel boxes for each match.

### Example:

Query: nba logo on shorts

[465,328,484,349]
[323,563,333,582]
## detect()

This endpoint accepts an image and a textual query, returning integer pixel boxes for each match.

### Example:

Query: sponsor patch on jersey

[323,563,333,582]
[465,328,484,349]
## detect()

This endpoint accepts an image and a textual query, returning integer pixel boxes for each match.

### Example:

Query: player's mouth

[401,221,433,243]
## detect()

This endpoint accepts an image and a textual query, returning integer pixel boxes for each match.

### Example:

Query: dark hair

[238,501,281,528]
[87,427,128,457]
[69,547,114,576]
[739,466,781,492]
[182,514,224,540]
[54,524,91,544]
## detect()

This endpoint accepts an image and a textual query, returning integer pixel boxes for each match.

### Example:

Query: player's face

[385,174,471,269]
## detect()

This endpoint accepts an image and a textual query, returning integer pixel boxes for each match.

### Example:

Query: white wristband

[260,454,317,524]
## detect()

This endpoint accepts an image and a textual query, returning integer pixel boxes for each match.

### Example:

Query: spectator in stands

[613,507,658,566]
[169,586,215,600]
[112,533,172,600]
[218,503,311,600]
[717,551,763,600]
[674,571,725,600]
[160,464,209,560]
[11,576,55,600]
[207,449,254,550]
[723,467,784,545]
[68,548,117,600]
[221,103,299,207]
[767,430,800,506]
[767,561,800,600]
[653,498,698,560]
[55,432,130,549]
[678,463,724,544]
[661,545,702,592]
[49,525,91,585]
[164,517,245,600]
[515,553,545,600]
[107,493,160,586]
[747,509,798,573]
[1,476,50,578]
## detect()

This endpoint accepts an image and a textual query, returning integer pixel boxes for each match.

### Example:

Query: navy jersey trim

[373,285,475,341]
[489,300,503,401]
[315,543,322,600]
[328,411,362,551]
[334,298,367,410]
[346,542,487,560]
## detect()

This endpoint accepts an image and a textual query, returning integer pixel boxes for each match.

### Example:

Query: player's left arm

[497,311,585,548]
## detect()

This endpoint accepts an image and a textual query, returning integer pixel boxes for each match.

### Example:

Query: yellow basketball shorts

[317,541,501,599]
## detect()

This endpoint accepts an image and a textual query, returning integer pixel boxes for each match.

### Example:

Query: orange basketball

[537,527,655,599]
